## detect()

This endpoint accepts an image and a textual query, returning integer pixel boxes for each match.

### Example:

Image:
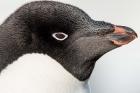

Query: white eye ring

[52,32,68,41]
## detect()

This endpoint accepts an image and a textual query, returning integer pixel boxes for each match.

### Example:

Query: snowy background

[0,0,140,93]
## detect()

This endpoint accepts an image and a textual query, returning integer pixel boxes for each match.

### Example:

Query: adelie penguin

[0,1,137,93]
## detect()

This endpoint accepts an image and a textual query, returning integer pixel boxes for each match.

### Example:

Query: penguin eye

[52,32,68,41]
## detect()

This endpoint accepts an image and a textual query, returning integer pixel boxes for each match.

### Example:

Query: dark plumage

[0,1,137,81]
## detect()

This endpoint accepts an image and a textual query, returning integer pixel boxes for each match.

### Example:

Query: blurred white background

[0,0,139,93]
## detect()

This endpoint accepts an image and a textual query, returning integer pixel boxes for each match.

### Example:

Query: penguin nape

[0,1,137,93]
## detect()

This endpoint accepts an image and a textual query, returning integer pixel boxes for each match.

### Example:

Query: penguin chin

[0,53,88,93]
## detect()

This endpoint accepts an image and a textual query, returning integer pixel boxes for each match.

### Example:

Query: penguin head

[0,1,137,81]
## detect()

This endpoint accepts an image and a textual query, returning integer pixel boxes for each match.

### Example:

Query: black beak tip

[128,30,138,38]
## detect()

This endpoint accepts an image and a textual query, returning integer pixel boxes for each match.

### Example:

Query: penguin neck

[0,53,89,93]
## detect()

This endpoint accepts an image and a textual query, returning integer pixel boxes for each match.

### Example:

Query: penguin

[0,1,137,93]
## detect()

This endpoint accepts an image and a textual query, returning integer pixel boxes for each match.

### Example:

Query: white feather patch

[0,53,88,93]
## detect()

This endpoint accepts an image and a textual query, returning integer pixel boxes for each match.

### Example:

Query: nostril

[114,26,126,34]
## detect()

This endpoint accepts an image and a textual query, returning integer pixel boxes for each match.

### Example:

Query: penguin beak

[109,26,137,46]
